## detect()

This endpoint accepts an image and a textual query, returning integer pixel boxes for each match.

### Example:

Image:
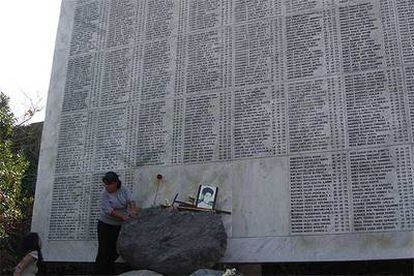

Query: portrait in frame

[196,185,218,209]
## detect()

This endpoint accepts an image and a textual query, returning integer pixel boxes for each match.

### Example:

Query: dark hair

[102,171,121,188]
[22,232,43,271]
[201,187,214,195]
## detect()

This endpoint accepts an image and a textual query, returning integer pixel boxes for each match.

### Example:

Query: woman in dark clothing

[95,171,138,275]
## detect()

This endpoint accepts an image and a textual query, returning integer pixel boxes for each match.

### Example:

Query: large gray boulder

[117,208,227,275]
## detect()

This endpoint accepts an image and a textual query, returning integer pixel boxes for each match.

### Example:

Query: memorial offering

[196,185,218,210]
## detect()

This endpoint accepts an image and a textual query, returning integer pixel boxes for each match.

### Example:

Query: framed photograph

[196,185,218,209]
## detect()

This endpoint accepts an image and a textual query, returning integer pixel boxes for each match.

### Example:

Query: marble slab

[32,0,414,262]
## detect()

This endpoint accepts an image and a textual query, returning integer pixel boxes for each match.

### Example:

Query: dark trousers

[95,220,121,275]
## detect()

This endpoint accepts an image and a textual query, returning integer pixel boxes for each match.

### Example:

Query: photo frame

[196,185,218,209]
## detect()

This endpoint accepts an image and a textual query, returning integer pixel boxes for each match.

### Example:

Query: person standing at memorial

[14,232,43,276]
[95,171,138,275]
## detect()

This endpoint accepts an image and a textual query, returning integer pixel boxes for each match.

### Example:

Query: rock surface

[117,208,227,275]
[189,269,224,276]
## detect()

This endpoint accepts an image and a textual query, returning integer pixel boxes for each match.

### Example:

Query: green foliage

[0,142,28,237]
[0,92,30,272]
[13,122,43,199]
[0,93,14,140]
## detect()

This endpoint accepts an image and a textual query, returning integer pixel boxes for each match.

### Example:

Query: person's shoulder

[119,186,130,192]
[119,186,131,194]
[119,186,132,198]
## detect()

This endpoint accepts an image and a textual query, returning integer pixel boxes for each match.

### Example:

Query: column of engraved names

[87,173,102,240]
[234,87,274,159]
[142,0,176,100]
[234,17,284,87]
[405,66,414,141]
[186,29,232,94]
[100,47,135,106]
[75,173,97,240]
[339,0,413,232]
[105,0,140,49]
[184,95,218,163]
[62,54,101,112]
[186,0,232,93]
[339,1,385,73]
[272,84,287,155]
[183,92,231,163]
[188,0,232,32]
[290,153,350,234]
[171,99,184,163]
[339,0,408,134]
[285,3,348,234]
[288,78,346,153]
[55,112,95,174]
[104,0,143,118]
[49,175,91,240]
[286,6,344,150]
[323,5,341,75]
[345,70,408,148]
[219,92,232,160]
[174,0,188,99]
[379,0,402,67]
[57,53,102,174]
[49,175,77,239]
[52,97,97,239]
[171,0,188,163]
[395,147,414,229]
[145,0,176,42]
[286,9,339,80]
[233,0,285,98]
[95,0,142,175]
[141,39,175,100]
[57,0,107,177]
[350,147,414,231]
[397,67,414,230]
[234,0,282,24]
[285,0,329,14]
[387,69,409,142]
[136,102,168,166]
[233,11,286,157]
[77,174,91,240]
[69,1,107,56]
[181,1,233,163]
[49,0,108,241]
[395,0,414,64]
[338,0,411,136]
[93,107,137,171]
[142,0,177,165]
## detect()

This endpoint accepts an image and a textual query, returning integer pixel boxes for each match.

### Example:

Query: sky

[0,1,62,123]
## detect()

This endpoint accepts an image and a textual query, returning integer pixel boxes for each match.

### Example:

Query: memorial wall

[33,0,414,262]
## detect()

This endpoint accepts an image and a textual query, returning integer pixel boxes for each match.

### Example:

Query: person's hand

[13,266,22,276]
[13,254,35,276]
[111,210,130,221]
[127,202,139,218]
[121,214,129,221]
[129,208,139,218]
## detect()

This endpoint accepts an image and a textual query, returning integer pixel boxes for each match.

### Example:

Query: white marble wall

[32,0,414,262]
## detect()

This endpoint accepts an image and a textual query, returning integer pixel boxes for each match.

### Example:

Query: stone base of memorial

[117,208,227,275]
